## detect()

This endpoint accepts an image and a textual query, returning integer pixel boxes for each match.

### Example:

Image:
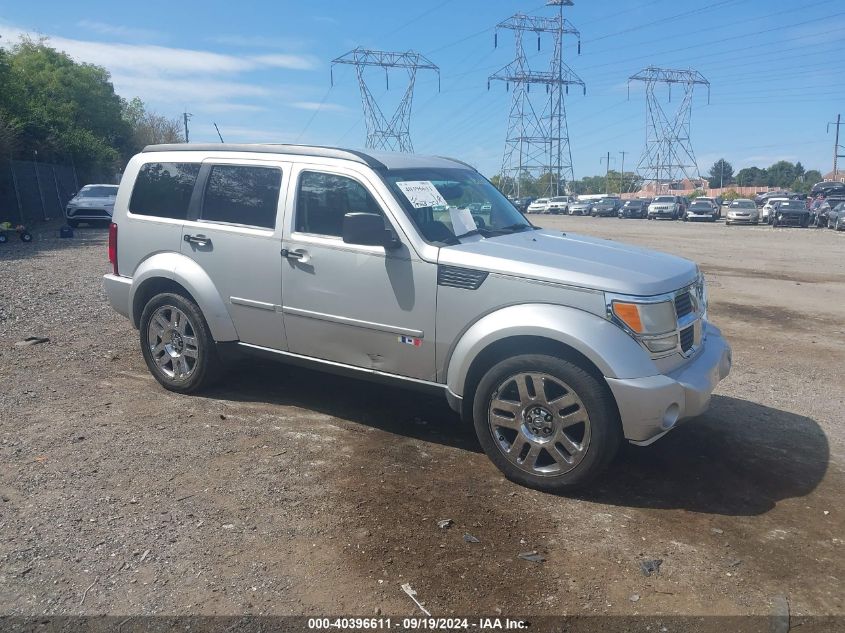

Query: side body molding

[129,252,239,341]
[445,303,659,398]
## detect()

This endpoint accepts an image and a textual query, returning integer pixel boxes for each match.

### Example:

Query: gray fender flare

[445,303,658,398]
[129,252,238,341]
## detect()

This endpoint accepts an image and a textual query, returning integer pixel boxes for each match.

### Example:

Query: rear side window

[201,165,282,229]
[295,171,383,237]
[129,162,200,219]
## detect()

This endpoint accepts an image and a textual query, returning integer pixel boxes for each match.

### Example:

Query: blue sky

[1,0,842,178]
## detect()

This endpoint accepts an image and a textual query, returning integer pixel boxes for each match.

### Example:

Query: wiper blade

[497,223,534,232]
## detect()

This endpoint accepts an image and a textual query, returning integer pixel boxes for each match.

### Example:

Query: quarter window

[201,165,282,229]
[295,171,383,237]
[129,162,200,219]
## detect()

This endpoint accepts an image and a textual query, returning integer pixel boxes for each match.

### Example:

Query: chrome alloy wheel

[146,305,199,381]
[488,372,592,476]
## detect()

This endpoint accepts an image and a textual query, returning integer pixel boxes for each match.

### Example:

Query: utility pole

[332,48,439,153]
[619,150,628,193]
[489,1,584,198]
[183,111,192,143]
[600,151,613,194]
[828,114,844,180]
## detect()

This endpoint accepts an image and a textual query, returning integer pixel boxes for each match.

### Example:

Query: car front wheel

[140,292,222,393]
[472,354,622,491]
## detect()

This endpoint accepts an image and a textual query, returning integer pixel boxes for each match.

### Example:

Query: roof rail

[140,143,388,171]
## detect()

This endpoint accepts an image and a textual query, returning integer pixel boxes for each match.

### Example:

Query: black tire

[0,233,7,244]
[472,353,622,492]
[139,292,223,394]
[20,231,32,242]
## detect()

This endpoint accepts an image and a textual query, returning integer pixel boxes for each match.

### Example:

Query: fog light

[662,403,680,430]
[644,333,678,353]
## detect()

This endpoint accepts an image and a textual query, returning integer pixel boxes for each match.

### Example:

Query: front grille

[437,265,488,290]
[68,208,110,218]
[674,291,693,319]
[680,325,694,353]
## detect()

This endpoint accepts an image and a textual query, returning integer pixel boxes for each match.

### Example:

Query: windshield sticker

[395,181,449,209]
[449,207,478,236]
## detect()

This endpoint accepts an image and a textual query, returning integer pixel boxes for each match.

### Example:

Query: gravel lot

[1,217,843,627]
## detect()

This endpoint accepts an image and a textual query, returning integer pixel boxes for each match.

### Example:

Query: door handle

[184,234,211,247]
[281,248,309,262]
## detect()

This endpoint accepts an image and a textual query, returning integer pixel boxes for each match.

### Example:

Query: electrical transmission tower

[628,67,710,193]
[489,0,584,198]
[332,48,439,153]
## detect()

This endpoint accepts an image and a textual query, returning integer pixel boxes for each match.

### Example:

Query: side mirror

[342,212,401,249]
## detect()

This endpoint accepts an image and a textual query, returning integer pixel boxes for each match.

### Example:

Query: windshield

[654,196,675,202]
[79,185,117,198]
[778,201,804,210]
[550,197,567,202]
[383,168,533,244]
[690,202,710,208]
[730,200,756,208]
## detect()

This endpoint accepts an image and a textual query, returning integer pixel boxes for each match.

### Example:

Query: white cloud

[76,20,159,41]
[111,74,272,103]
[250,53,318,71]
[290,101,348,112]
[0,22,316,75]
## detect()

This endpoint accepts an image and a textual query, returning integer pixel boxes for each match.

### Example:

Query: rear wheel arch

[132,277,197,328]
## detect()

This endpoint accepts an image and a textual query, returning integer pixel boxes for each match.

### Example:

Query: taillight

[108,222,118,275]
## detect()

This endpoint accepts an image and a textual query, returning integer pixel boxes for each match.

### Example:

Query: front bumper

[605,323,732,444]
[103,273,132,320]
[649,209,675,218]
[686,212,714,220]
[727,213,757,223]
[66,207,113,220]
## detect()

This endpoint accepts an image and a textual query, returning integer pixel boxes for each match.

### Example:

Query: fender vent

[437,265,488,290]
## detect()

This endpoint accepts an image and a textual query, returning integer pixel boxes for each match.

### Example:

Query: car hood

[438,229,698,296]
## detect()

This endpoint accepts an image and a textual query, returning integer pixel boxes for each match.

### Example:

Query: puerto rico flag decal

[399,335,422,347]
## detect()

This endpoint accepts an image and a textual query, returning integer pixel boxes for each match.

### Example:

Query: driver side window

[295,171,383,237]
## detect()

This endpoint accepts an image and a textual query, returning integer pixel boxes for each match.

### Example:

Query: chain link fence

[0,159,81,226]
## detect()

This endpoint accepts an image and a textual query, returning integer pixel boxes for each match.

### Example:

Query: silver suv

[104,144,731,491]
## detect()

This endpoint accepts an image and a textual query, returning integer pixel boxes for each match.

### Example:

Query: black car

[618,199,649,218]
[811,181,845,198]
[770,200,810,227]
[591,197,621,217]
[513,197,536,213]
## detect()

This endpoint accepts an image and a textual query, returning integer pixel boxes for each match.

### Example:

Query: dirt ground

[1,217,843,627]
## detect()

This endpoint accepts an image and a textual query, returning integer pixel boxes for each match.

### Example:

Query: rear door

[181,158,290,351]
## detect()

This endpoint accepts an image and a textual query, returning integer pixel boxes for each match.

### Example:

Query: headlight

[610,299,676,335]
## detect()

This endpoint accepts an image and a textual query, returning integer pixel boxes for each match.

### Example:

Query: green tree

[736,166,767,187]
[708,158,733,188]
[2,37,131,180]
[766,161,797,188]
[122,97,183,152]
[721,189,741,201]
[804,169,823,187]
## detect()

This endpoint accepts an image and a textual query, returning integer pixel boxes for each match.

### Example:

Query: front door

[280,164,437,381]
[181,159,290,351]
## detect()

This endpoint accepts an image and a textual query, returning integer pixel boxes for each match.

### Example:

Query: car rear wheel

[472,354,622,492]
[140,292,222,394]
